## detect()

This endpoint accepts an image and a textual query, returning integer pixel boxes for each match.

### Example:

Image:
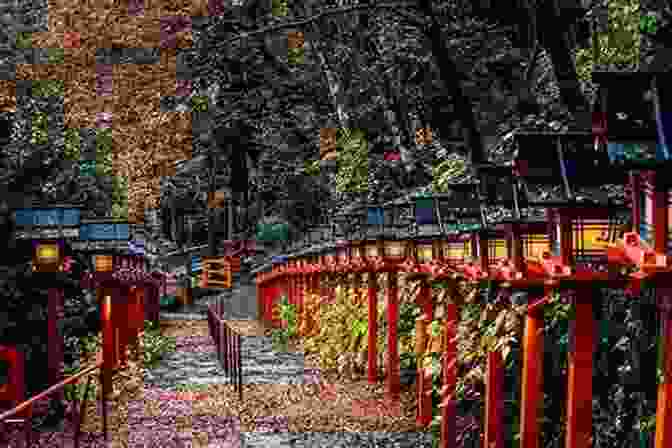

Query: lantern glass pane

[385,241,404,257]
[37,244,59,264]
[418,245,432,262]
[96,255,114,272]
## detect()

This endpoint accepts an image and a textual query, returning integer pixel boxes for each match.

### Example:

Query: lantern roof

[514,131,629,205]
[476,163,521,208]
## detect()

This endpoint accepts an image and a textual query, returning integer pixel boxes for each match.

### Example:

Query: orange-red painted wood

[485,350,504,448]
[520,308,544,448]
[416,282,433,427]
[565,290,593,448]
[440,303,458,448]
[386,271,400,401]
[655,304,672,448]
[368,272,378,384]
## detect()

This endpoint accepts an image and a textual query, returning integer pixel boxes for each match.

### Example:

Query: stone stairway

[159,268,258,321]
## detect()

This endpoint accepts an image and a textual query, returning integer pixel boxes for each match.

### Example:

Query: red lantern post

[565,287,594,448]
[364,242,379,384]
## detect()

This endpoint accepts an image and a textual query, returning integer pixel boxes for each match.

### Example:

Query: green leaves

[63,128,81,160]
[351,318,368,338]
[287,48,304,65]
[30,111,48,145]
[95,128,113,176]
[640,13,657,34]
[191,95,209,112]
[302,159,320,176]
[142,321,176,369]
[272,295,298,351]
[32,80,64,98]
[47,47,65,64]
[335,128,368,193]
[272,0,288,17]
[62,364,97,402]
[16,32,32,49]
[112,175,129,220]
[575,0,640,80]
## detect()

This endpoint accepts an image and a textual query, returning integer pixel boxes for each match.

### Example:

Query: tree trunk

[537,0,589,115]
[417,0,487,165]
[208,152,217,258]
[298,1,350,130]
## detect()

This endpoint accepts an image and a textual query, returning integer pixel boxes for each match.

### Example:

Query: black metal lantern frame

[514,131,629,205]
[477,164,524,214]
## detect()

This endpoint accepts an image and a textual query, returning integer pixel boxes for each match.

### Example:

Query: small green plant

[302,159,320,176]
[638,413,656,433]
[191,95,208,112]
[640,13,657,34]
[175,383,209,393]
[95,128,113,176]
[47,47,65,64]
[63,128,81,160]
[287,47,304,65]
[271,295,297,351]
[31,111,48,145]
[79,334,100,356]
[141,320,176,368]
[16,32,32,49]
[272,0,288,16]
[32,80,64,98]
[62,365,97,402]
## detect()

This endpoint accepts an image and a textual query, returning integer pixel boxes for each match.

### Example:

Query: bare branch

[214,2,420,48]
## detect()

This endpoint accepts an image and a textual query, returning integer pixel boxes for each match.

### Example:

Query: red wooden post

[631,173,641,232]
[0,345,25,410]
[441,301,458,448]
[512,223,524,274]
[386,269,400,401]
[479,233,489,273]
[655,288,672,448]
[47,287,64,403]
[560,212,573,267]
[520,301,544,448]
[485,350,504,448]
[654,176,667,254]
[565,287,594,448]
[416,280,433,427]
[368,270,378,384]
[101,288,114,398]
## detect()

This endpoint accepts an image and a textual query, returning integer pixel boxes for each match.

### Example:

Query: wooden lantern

[36,243,60,265]
[417,241,433,264]
[384,239,405,262]
[95,254,114,272]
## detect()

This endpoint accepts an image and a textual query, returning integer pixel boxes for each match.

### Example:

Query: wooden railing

[207,302,243,401]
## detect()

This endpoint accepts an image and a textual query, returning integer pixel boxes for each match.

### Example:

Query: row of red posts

[255,210,672,448]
